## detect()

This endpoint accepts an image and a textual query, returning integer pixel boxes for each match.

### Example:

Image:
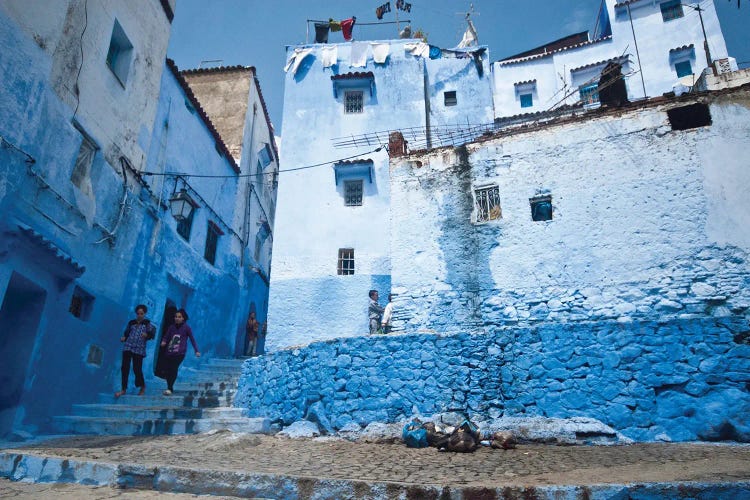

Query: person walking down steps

[115,304,156,398]
[160,308,200,395]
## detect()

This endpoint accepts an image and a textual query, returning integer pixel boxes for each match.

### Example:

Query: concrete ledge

[2,451,749,499]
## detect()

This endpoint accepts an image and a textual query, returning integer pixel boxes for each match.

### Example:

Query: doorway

[0,272,47,436]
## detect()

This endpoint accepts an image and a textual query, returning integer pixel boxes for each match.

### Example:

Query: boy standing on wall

[368,289,384,335]
[381,294,394,334]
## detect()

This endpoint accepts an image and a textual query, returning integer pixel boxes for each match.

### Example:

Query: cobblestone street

[2,432,750,498]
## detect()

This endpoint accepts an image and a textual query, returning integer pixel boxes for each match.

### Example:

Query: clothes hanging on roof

[429,45,442,59]
[321,45,338,68]
[376,1,391,20]
[314,22,329,44]
[284,47,313,75]
[457,19,478,48]
[404,42,429,59]
[350,41,368,68]
[341,17,356,41]
[329,19,342,32]
[371,42,390,64]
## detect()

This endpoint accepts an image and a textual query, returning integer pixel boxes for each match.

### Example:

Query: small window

[530,195,553,222]
[667,103,712,131]
[71,131,97,189]
[69,285,95,321]
[475,185,501,223]
[579,83,600,105]
[444,91,457,106]
[204,222,221,265]
[344,180,363,206]
[258,143,273,167]
[675,60,693,78]
[177,209,194,241]
[344,90,364,114]
[660,0,684,21]
[86,344,104,367]
[520,93,533,108]
[337,248,354,275]
[106,19,134,85]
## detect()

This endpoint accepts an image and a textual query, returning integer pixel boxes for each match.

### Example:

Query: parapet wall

[235,316,750,442]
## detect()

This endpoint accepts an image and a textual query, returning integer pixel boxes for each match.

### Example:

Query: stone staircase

[53,358,270,436]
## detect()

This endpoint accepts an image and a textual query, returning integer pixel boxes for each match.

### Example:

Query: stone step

[202,358,247,368]
[71,404,247,420]
[97,393,226,408]
[52,415,271,436]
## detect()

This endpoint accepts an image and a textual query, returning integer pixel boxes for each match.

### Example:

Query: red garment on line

[341,17,356,41]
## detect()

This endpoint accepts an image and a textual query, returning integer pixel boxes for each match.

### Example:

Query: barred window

[337,248,354,275]
[344,180,363,206]
[475,185,502,223]
[444,91,457,106]
[660,0,683,21]
[344,91,364,114]
[530,195,553,222]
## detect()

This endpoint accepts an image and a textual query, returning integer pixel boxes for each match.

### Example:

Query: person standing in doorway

[368,289,384,335]
[115,304,156,398]
[381,294,394,334]
[160,308,200,395]
[245,311,260,356]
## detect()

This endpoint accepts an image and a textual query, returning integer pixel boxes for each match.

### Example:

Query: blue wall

[235,317,750,442]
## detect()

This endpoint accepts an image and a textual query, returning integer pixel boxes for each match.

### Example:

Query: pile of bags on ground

[402,415,516,453]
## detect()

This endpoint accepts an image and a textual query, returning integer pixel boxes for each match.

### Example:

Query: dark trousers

[164,354,185,391]
[121,350,145,391]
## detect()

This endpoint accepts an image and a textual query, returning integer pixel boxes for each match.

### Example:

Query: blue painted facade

[0,1,268,437]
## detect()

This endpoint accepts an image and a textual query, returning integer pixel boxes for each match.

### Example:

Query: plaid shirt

[123,320,155,357]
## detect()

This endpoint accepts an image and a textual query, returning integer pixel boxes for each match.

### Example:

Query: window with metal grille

[579,83,600,105]
[520,93,533,108]
[475,185,502,223]
[69,286,94,320]
[337,248,355,275]
[177,209,194,241]
[204,222,221,265]
[344,91,364,114]
[530,195,553,222]
[344,180,363,206]
[86,344,103,367]
[444,91,457,106]
[660,0,683,21]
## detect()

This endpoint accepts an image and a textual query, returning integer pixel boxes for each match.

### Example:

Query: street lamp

[168,188,197,221]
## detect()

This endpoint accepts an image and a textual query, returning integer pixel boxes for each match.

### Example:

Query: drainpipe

[241,102,258,267]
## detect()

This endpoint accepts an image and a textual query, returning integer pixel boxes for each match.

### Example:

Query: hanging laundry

[396,0,412,12]
[370,42,390,64]
[329,19,342,32]
[429,45,442,59]
[341,17,356,41]
[314,22,330,44]
[376,1,391,20]
[350,41,368,68]
[322,45,338,68]
[404,42,429,59]
[284,47,313,75]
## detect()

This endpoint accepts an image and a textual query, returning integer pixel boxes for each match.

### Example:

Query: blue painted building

[0,0,276,437]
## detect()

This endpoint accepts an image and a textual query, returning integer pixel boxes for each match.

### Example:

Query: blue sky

[167,0,749,134]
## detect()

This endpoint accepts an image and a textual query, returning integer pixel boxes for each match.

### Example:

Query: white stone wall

[390,90,750,332]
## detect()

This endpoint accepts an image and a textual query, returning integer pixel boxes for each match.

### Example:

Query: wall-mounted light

[169,188,197,221]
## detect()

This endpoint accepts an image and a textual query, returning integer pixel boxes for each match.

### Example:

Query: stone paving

[2,432,750,498]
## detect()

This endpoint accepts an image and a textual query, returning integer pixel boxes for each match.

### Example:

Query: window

[258,143,273,167]
[71,130,97,190]
[337,248,354,275]
[344,180,363,206]
[86,344,104,367]
[106,19,134,85]
[344,90,364,114]
[177,209,194,241]
[520,93,533,108]
[667,103,712,130]
[444,91,457,106]
[660,0,684,21]
[69,285,94,320]
[530,195,553,222]
[675,60,693,78]
[579,83,600,106]
[204,222,221,265]
[475,185,502,223]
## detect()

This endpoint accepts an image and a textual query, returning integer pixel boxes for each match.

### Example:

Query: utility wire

[139,146,382,179]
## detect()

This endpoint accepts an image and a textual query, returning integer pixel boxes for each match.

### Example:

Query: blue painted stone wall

[236,317,750,442]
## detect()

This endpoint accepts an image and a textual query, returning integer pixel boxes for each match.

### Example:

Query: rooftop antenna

[199,59,224,68]
[455,3,480,46]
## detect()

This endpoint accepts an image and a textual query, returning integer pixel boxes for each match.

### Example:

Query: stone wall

[236,316,750,442]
